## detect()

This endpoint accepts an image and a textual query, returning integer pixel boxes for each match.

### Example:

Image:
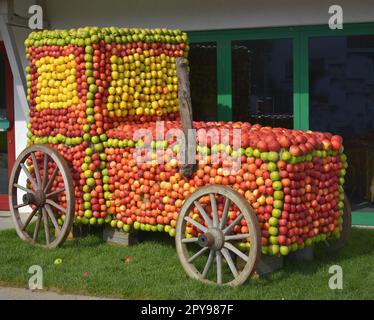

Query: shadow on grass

[137,230,175,247]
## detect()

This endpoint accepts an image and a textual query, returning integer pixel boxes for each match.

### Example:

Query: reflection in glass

[232,39,293,128]
[189,43,217,121]
[309,35,374,209]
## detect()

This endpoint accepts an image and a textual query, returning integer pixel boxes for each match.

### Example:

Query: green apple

[267,162,277,172]
[245,147,253,157]
[280,246,290,256]
[274,191,284,200]
[105,216,112,224]
[273,181,283,191]
[269,217,279,227]
[86,178,95,188]
[253,149,261,158]
[291,243,298,252]
[281,151,291,161]
[168,228,176,237]
[84,210,92,218]
[268,151,279,162]
[273,200,283,209]
[269,226,278,236]
[268,244,280,255]
[269,235,278,245]
[272,209,281,218]
[84,202,91,210]
[260,152,268,161]
[84,170,93,178]
[270,171,280,181]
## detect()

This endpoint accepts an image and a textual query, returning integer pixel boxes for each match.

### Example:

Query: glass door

[309,35,374,212]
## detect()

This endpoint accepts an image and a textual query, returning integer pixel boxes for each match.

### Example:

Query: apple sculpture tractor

[9,27,351,286]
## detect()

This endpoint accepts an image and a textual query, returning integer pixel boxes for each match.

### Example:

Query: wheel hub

[198,228,225,250]
[22,190,45,208]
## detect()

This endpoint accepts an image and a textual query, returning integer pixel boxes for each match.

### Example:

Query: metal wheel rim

[175,184,261,286]
[8,145,75,248]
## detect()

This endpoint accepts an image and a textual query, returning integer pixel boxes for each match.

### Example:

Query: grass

[0,227,373,300]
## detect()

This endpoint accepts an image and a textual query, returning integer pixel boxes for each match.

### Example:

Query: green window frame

[188,23,374,225]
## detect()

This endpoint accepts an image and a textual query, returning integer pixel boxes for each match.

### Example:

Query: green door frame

[189,22,374,225]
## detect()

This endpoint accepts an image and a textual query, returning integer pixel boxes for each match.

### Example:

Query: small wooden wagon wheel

[176,185,261,286]
[9,144,75,248]
[324,193,352,253]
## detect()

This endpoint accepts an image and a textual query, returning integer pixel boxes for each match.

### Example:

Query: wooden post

[176,57,197,178]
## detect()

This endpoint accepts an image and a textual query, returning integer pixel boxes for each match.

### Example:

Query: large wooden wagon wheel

[175,185,261,286]
[9,145,75,248]
[324,193,352,253]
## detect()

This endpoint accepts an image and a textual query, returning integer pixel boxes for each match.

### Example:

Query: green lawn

[0,227,373,299]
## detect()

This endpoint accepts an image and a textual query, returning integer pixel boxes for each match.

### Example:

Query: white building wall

[46,0,374,30]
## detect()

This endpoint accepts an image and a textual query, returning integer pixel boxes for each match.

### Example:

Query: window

[309,35,374,210]
[189,43,217,121]
[232,39,293,128]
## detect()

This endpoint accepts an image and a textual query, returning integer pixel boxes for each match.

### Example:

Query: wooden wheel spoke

[14,203,29,209]
[216,250,222,284]
[184,216,208,233]
[221,248,239,278]
[219,197,231,229]
[45,199,67,214]
[13,183,35,194]
[46,188,65,198]
[225,233,251,241]
[202,249,215,279]
[30,152,42,188]
[20,163,38,190]
[223,213,243,235]
[33,213,42,242]
[45,204,61,232]
[42,154,49,189]
[224,242,249,262]
[42,208,51,245]
[210,193,219,227]
[21,208,38,231]
[44,166,59,193]
[188,247,209,263]
[181,237,198,244]
[193,201,213,228]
